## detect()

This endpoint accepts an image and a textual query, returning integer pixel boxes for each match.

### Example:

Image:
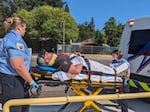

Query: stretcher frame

[31,71,124,112]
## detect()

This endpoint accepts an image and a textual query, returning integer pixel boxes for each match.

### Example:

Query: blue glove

[124,80,128,86]
[30,81,39,88]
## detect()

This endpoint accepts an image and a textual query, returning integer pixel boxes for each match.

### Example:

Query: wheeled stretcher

[30,64,128,112]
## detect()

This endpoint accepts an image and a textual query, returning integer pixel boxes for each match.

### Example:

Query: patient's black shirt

[53,56,72,72]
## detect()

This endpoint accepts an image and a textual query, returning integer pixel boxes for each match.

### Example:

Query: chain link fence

[57,44,118,54]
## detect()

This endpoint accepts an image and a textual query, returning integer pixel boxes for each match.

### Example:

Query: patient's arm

[68,64,83,74]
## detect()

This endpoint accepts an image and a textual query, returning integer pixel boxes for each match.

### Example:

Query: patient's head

[37,49,56,66]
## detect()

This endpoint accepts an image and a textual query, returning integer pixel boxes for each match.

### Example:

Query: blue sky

[63,0,150,29]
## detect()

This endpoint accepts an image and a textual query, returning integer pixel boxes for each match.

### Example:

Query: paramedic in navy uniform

[0,17,39,112]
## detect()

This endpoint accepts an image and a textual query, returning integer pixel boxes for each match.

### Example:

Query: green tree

[0,1,8,37]
[78,17,95,41]
[2,0,67,14]
[89,17,95,32]
[64,3,70,12]
[103,17,124,47]
[95,30,106,46]
[78,22,91,41]
[14,6,79,44]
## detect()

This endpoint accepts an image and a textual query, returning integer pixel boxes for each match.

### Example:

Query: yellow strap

[48,54,57,66]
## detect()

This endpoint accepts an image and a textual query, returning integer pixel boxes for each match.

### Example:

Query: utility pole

[62,20,65,53]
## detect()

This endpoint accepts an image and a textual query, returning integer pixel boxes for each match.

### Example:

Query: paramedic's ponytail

[3,17,26,33]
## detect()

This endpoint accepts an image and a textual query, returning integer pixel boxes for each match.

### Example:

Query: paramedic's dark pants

[119,81,130,112]
[0,73,29,112]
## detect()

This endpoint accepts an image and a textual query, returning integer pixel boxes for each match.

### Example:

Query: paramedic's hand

[30,81,39,88]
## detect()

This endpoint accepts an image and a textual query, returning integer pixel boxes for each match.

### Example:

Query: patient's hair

[37,49,47,65]
[112,50,123,59]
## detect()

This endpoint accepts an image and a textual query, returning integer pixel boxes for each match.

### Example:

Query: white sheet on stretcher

[52,71,123,82]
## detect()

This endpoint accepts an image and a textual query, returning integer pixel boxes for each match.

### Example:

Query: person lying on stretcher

[37,50,83,75]
[36,49,129,81]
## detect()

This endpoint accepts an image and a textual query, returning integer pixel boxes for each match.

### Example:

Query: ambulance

[119,16,150,92]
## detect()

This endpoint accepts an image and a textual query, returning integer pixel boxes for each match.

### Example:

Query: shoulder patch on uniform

[16,42,24,50]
